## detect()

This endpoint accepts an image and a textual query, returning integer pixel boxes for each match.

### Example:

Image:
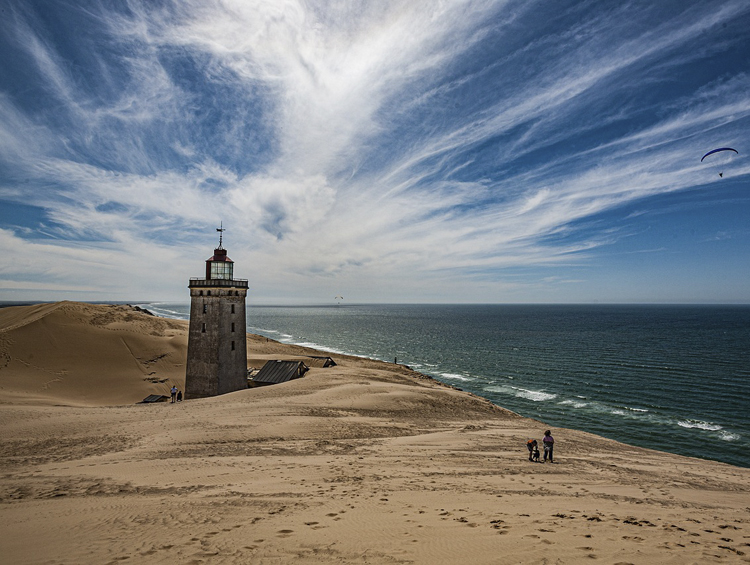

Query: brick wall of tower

[185,286,247,399]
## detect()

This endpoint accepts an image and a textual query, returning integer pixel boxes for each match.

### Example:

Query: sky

[1,0,749,305]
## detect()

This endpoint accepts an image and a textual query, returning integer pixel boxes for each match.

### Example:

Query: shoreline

[1,302,749,563]
[8,299,743,467]
[140,301,749,469]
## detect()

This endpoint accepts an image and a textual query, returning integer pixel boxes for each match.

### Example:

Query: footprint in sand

[717,544,742,554]
[490,520,509,531]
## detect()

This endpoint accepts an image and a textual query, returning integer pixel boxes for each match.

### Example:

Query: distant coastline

[2,300,747,467]
[138,301,750,469]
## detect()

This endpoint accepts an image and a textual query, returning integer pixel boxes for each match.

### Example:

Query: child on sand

[526,439,538,461]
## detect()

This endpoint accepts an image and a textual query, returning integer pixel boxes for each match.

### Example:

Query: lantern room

[206,247,234,280]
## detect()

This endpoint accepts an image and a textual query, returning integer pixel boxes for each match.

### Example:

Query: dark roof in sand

[304,356,337,368]
[140,394,168,403]
[252,360,308,385]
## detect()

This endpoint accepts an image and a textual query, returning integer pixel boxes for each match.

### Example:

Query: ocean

[143,303,750,468]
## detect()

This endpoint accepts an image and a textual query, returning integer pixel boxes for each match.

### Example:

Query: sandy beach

[1,302,748,564]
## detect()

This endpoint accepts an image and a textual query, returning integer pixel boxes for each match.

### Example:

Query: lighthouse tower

[185,226,248,399]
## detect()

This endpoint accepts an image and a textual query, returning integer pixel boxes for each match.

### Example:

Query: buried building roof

[139,394,169,404]
[251,360,308,386]
[304,356,337,368]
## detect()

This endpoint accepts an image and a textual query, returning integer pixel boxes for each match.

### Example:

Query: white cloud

[0,0,749,302]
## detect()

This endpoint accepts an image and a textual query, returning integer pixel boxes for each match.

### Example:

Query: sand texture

[1,302,749,564]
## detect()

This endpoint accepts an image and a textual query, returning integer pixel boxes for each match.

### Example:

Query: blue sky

[1,0,749,304]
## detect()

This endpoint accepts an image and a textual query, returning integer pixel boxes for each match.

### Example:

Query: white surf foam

[137,304,187,320]
[290,341,348,356]
[484,385,557,402]
[250,327,281,335]
[559,399,588,409]
[438,372,472,382]
[517,389,557,402]
[677,420,723,431]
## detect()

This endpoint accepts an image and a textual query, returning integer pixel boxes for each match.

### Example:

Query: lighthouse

[185,226,248,399]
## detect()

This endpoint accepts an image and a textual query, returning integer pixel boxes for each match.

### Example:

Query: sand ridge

[0,301,188,405]
[0,302,749,564]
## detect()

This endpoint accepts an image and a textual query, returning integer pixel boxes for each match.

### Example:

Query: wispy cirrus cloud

[0,0,748,302]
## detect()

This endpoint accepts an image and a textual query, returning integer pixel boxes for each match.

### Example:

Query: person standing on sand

[543,430,554,463]
[170,386,177,403]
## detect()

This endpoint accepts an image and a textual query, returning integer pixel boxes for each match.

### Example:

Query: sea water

[143,303,750,468]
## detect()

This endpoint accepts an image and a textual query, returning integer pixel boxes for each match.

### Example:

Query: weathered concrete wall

[185,286,247,399]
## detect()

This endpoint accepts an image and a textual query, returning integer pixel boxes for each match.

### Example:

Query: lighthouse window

[207,291,211,296]
[203,304,207,314]
[210,261,234,280]
[201,323,206,333]
[231,341,235,351]
[231,322,235,332]
[231,304,235,314]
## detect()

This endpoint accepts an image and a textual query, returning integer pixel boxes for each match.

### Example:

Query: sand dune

[0,302,748,564]
[0,302,188,405]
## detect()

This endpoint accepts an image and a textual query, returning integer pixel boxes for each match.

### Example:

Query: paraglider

[335,295,343,305]
[701,147,738,177]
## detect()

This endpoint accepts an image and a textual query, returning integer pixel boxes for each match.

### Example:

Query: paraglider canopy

[700,147,738,162]
[701,147,738,177]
